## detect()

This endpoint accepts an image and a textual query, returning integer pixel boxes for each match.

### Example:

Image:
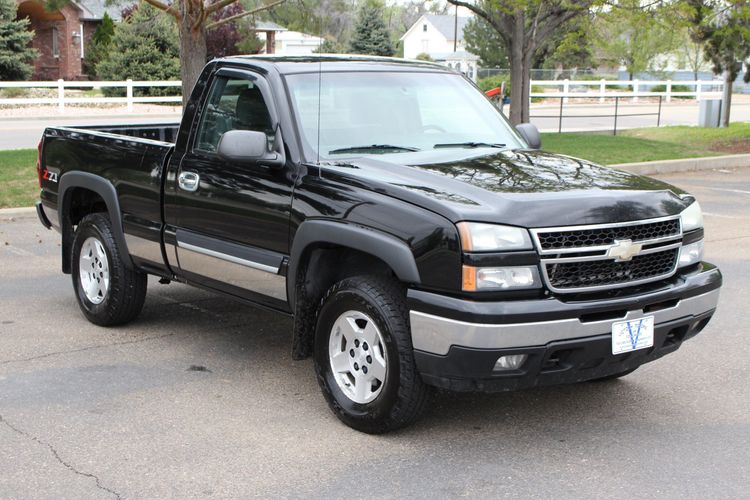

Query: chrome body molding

[124,233,163,264]
[409,288,720,355]
[175,241,286,300]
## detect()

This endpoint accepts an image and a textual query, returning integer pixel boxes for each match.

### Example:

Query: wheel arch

[288,220,420,360]
[58,171,133,273]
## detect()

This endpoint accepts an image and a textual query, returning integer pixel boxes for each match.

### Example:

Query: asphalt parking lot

[1,167,749,498]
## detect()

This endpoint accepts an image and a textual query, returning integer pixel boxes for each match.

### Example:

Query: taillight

[37,139,43,187]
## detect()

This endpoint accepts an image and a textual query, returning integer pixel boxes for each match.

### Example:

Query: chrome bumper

[410,288,720,356]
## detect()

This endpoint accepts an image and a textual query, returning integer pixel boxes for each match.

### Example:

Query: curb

[0,206,36,216]
[611,153,750,175]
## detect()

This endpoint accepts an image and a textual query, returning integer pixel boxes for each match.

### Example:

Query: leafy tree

[83,13,115,78]
[349,1,395,56]
[682,0,750,126]
[447,0,598,124]
[313,37,345,53]
[206,3,243,59]
[675,28,709,80]
[95,3,181,96]
[44,0,286,104]
[464,16,507,68]
[537,16,594,71]
[0,0,37,81]
[594,0,677,80]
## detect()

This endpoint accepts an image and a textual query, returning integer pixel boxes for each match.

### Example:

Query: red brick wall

[17,2,86,80]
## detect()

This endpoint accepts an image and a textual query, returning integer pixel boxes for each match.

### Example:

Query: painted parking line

[703,212,745,219]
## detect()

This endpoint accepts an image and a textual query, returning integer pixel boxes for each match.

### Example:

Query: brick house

[15,0,127,80]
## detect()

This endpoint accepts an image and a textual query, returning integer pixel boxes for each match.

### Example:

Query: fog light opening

[494,354,528,371]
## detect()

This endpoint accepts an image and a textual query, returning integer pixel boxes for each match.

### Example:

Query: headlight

[463,265,541,291]
[678,240,704,267]
[680,201,703,232]
[457,222,532,252]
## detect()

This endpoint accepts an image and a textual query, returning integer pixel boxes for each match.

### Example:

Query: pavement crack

[0,413,121,499]
[0,332,176,365]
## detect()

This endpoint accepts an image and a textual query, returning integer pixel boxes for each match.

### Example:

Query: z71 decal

[42,168,59,183]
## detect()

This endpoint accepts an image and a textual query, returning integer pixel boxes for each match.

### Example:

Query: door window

[194,76,273,153]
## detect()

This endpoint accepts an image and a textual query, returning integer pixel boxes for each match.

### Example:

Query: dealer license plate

[611,316,654,355]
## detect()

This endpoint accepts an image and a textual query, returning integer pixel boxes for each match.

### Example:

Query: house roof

[401,14,472,42]
[425,14,471,42]
[253,20,288,32]
[74,0,135,22]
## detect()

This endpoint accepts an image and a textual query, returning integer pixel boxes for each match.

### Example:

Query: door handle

[178,171,200,192]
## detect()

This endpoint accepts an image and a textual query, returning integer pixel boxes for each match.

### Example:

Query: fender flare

[287,219,421,308]
[58,171,133,270]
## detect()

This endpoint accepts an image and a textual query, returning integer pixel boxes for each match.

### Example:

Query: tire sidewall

[314,287,403,423]
[71,216,115,318]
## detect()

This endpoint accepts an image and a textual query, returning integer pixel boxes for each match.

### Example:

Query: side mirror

[515,123,541,149]
[217,130,284,167]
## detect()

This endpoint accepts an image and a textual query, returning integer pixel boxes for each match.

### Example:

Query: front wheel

[314,275,429,433]
[71,213,147,326]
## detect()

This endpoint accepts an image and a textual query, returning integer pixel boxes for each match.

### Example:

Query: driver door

[164,68,294,310]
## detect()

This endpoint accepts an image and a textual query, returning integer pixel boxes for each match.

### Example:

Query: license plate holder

[611,316,654,355]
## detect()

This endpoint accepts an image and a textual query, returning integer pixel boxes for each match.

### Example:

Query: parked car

[36,56,721,433]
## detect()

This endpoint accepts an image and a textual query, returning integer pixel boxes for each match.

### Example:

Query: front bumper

[408,264,721,392]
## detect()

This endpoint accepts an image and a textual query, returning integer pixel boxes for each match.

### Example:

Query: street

[2,97,750,150]
[0,168,748,498]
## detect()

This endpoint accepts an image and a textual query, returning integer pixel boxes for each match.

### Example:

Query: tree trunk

[179,1,208,107]
[507,16,526,125]
[720,69,732,128]
[521,46,534,123]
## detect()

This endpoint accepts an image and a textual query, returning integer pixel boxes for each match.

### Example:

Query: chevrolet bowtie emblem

[606,239,643,262]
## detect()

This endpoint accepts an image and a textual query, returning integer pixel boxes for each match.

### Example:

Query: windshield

[284,71,525,160]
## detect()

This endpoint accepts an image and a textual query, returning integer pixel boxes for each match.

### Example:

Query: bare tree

[137,0,286,104]
[446,0,596,124]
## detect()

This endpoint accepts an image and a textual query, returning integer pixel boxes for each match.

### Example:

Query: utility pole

[453,5,458,52]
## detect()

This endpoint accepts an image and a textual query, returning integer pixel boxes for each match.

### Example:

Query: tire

[590,367,638,382]
[71,213,147,326]
[314,275,429,433]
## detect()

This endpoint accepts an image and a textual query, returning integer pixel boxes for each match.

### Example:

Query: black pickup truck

[36,56,721,433]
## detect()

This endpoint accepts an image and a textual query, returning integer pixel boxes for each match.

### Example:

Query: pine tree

[83,13,115,78]
[0,0,37,81]
[349,2,395,56]
[95,4,180,97]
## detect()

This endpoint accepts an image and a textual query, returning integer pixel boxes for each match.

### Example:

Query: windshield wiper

[433,142,506,149]
[329,144,420,154]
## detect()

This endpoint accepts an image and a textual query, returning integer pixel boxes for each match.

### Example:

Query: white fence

[529,79,724,103]
[0,79,181,111]
[0,78,726,112]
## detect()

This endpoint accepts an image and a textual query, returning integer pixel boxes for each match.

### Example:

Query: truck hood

[318,148,690,227]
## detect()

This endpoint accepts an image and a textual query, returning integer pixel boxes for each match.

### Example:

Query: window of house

[423,24,427,32]
[52,28,59,57]
[421,40,429,52]
[80,23,85,59]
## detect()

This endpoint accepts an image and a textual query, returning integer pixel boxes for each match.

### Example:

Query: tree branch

[206,0,287,30]
[446,0,512,38]
[141,0,175,15]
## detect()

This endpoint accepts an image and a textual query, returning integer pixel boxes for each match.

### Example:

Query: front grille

[536,219,680,251]
[531,217,682,293]
[545,248,679,290]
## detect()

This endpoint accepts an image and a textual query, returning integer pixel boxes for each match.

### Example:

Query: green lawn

[1,124,749,208]
[0,149,38,209]
[542,123,750,165]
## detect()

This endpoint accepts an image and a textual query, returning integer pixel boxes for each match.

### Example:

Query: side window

[194,76,273,153]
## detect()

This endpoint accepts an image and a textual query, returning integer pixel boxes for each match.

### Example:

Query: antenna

[316,14,323,165]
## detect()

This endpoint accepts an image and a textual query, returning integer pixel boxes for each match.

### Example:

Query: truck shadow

[134,281,688,438]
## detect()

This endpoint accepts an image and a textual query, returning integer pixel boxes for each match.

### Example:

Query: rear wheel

[71,213,147,326]
[314,275,429,433]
